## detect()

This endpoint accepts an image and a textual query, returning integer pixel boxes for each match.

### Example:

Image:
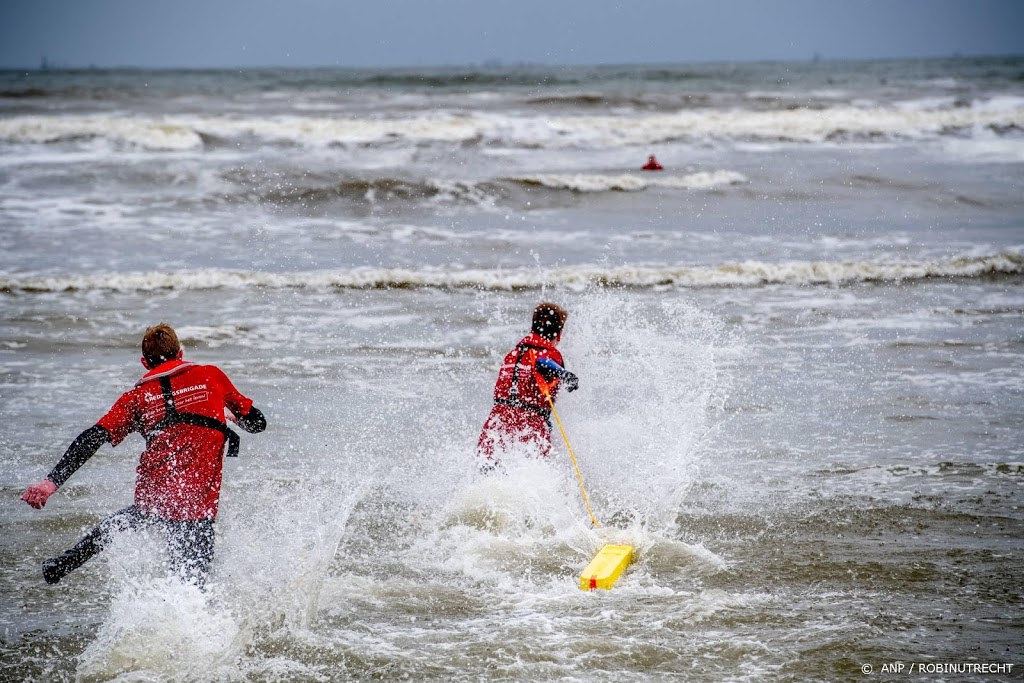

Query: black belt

[495,397,551,420]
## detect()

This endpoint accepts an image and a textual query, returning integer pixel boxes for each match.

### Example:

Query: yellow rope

[543,389,600,529]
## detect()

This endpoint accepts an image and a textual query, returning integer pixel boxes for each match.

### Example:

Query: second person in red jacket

[477,302,578,468]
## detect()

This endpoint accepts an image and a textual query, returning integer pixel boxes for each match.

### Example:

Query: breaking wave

[3,253,1021,294]
[2,98,1022,151]
[506,171,747,192]
[218,170,747,208]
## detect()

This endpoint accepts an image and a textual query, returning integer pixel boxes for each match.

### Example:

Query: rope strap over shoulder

[146,378,241,457]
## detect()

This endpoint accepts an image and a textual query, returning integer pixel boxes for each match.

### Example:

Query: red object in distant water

[642,155,663,171]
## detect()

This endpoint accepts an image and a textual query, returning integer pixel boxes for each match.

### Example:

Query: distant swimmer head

[532,302,568,341]
[141,322,183,369]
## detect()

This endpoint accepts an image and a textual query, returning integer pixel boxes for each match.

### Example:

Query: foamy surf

[75,578,243,683]
[217,480,366,632]
[425,460,730,591]
[68,480,364,681]
[507,170,747,192]
[5,57,1023,682]
[4,252,1020,294]
[2,99,1022,149]
[411,291,732,595]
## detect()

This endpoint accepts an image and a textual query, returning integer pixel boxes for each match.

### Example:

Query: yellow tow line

[543,389,600,529]
[540,381,634,591]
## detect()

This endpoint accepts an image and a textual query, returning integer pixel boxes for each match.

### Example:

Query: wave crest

[2,99,1022,150]
[507,171,747,192]
[3,253,1020,294]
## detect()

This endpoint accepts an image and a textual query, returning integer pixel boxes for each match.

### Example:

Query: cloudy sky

[1,0,1022,69]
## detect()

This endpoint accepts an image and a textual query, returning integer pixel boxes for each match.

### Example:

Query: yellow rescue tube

[579,544,634,590]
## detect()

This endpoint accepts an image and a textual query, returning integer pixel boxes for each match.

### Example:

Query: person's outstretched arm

[22,425,112,509]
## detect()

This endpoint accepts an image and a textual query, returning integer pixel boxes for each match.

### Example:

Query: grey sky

[2,0,1022,69]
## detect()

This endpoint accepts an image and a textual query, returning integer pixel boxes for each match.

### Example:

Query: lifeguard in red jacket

[21,323,267,587]
[477,302,578,467]
[642,154,663,171]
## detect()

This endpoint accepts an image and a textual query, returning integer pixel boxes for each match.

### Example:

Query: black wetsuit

[44,506,216,587]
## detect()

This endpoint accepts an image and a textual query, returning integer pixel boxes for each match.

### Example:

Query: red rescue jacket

[492,333,564,417]
[96,359,254,521]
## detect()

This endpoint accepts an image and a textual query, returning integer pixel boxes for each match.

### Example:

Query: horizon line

[4,51,1022,73]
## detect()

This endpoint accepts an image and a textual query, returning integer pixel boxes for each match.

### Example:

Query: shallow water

[1,58,1022,681]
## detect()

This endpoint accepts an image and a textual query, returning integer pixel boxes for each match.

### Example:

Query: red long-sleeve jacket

[95,359,254,520]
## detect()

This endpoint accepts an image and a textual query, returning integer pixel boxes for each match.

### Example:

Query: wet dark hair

[142,323,181,367]
[531,302,568,340]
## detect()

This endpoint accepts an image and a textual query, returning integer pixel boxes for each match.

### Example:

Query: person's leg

[163,518,215,588]
[477,408,502,460]
[42,506,145,585]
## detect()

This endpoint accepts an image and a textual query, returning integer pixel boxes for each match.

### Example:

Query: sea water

[0,58,1022,681]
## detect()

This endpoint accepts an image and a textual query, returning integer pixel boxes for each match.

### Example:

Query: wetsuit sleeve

[54,389,140,487]
[47,424,112,488]
[536,355,579,392]
[536,356,569,380]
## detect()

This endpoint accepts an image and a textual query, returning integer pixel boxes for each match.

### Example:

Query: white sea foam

[217,480,367,633]
[0,115,204,151]
[745,88,851,101]
[895,96,958,112]
[2,98,1021,151]
[76,577,243,682]
[563,291,732,525]
[508,170,747,192]
[941,137,1024,164]
[3,252,1020,294]
[972,95,1024,113]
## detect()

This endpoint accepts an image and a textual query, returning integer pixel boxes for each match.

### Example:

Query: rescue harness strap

[147,377,241,458]
[498,341,555,420]
[494,397,551,419]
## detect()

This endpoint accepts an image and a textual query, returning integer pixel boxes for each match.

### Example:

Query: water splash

[388,287,735,592]
[218,478,366,633]
[72,478,365,681]
[560,288,732,529]
[76,575,242,682]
